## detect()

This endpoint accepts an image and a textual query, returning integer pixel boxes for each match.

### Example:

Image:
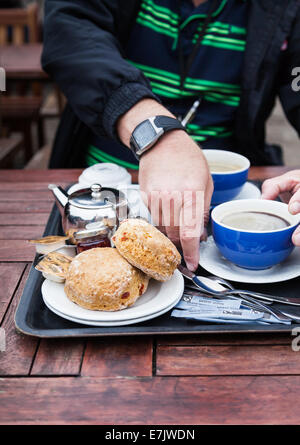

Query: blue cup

[203,150,250,205]
[211,199,300,270]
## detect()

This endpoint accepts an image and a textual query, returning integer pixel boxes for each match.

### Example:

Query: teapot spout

[48,184,68,213]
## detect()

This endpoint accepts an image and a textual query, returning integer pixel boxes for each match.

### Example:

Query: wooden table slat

[156,344,300,376]
[0,375,300,424]
[0,226,45,240]
[0,201,53,213]
[81,337,154,377]
[31,339,85,376]
[0,265,39,376]
[0,182,69,192]
[0,169,84,182]
[0,240,37,262]
[0,263,26,323]
[0,213,49,226]
[0,191,53,201]
[0,169,139,184]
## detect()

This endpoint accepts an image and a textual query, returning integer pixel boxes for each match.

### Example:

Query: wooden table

[1,167,300,425]
[0,44,46,80]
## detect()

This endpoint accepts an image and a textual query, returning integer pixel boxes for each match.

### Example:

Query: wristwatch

[129,115,186,159]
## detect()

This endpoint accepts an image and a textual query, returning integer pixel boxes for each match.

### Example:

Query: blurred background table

[1,167,300,425]
[0,43,45,80]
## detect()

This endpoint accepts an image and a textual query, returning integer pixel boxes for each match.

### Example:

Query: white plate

[43,282,181,324]
[43,297,180,326]
[199,236,300,284]
[42,269,184,322]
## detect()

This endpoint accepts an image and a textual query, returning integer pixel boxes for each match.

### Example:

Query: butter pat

[29,235,69,254]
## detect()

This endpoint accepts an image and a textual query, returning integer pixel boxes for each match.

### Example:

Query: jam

[76,236,111,253]
[74,223,111,254]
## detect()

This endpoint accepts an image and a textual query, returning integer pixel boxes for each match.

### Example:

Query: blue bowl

[203,150,250,205]
[211,199,300,270]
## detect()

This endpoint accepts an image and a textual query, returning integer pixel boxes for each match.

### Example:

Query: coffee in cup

[207,161,244,173]
[221,211,290,232]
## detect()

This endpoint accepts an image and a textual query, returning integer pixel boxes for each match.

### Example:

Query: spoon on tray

[178,264,300,306]
[178,264,300,323]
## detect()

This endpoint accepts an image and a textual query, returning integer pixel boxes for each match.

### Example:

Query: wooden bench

[1,95,44,161]
[0,134,23,168]
[24,144,51,169]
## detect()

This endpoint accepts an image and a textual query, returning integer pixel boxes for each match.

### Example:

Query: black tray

[15,194,300,338]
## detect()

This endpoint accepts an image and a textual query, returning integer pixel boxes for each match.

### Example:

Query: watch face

[133,120,158,150]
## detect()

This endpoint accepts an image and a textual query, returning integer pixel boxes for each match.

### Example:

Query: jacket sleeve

[41,0,159,141]
[278,6,300,137]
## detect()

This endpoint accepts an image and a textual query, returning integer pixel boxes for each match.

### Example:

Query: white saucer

[199,236,300,284]
[43,297,180,326]
[233,181,261,200]
[42,269,184,325]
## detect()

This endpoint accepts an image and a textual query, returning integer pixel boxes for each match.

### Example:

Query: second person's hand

[261,169,300,246]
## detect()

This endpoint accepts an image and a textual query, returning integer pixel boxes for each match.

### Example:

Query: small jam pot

[74,222,111,254]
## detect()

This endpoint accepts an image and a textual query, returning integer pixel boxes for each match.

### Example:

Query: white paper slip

[171,309,261,325]
[176,294,242,311]
[171,308,291,325]
[176,308,265,321]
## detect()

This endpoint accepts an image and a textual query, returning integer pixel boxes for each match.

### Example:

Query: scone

[64,247,149,311]
[112,218,181,281]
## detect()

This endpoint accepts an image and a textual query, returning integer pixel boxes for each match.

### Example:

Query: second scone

[112,218,181,281]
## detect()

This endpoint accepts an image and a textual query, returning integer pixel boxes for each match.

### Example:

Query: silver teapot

[48,183,129,235]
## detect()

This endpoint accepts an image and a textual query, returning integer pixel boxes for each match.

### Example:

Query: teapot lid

[68,184,127,209]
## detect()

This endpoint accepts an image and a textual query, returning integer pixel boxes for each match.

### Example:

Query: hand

[261,170,300,246]
[139,131,213,271]
[117,99,214,270]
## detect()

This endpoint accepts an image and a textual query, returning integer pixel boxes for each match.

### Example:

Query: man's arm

[117,98,214,271]
[42,0,159,140]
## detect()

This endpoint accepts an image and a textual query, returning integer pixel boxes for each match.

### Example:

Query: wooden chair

[0,2,40,45]
[0,3,44,162]
[24,143,52,169]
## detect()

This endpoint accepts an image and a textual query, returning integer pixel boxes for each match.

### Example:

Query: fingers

[289,188,300,215]
[179,190,204,271]
[292,224,300,247]
[204,176,214,227]
[141,182,211,271]
[144,190,180,241]
[289,189,300,247]
[261,174,300,201]
[161,190,182,245]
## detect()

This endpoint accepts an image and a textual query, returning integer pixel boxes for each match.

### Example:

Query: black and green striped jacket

[87,0,248,169]
[42,0,300,168]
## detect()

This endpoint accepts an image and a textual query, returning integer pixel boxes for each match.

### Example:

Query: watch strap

[153,115,185,132]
